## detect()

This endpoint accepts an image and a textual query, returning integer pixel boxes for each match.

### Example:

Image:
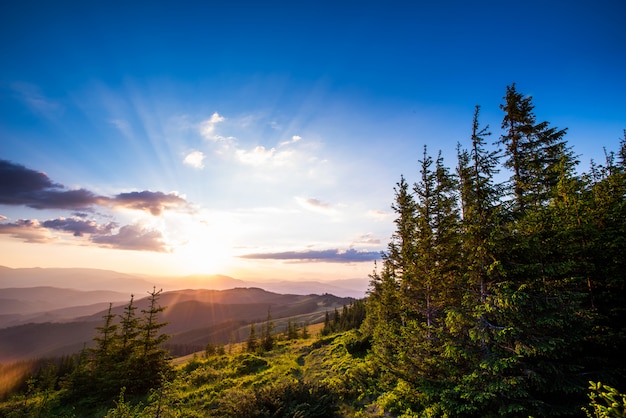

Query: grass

[0,325,384,417]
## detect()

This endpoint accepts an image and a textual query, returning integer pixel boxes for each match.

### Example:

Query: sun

[168,212,240,276]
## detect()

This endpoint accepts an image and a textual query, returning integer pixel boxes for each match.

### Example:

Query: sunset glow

[1,1,624,283]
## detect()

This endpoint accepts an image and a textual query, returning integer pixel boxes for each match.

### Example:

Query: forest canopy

[365,83,626,416]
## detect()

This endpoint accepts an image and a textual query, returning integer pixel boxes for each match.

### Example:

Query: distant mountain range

[0,266,370,297]
[0,266,364,363]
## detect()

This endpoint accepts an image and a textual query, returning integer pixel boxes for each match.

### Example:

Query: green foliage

[235,354,269,376]
[66,288,173,408]
[367,86,626,416]
[260,307,275,352]
[217,380,337,417]
[583,381,626,418]
[105,387,143,418]
[246,322,258,352]
[321,300,366,336]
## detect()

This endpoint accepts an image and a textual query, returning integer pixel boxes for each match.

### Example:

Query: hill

[0,287,353,363]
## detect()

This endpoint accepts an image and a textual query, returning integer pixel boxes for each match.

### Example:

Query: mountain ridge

[0,287,355,363]
[0,265,369,298]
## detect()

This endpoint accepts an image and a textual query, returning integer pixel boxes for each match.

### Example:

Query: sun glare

[170,213,239,275]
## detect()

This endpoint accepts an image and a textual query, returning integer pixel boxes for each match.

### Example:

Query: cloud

[199,112,225,140]
[279,135,302,147]
[235,146,275,166]
[295,197,334,213]
[366,209,391,221]
[183,150,206,169]
[91,224,169,252]
[110,191,188,216]
[352,233,381,245]
[234,145,297,168]
[42,217,117,237]
[0,160,103,209]
[0,160,181,252]
[269,121,281,130]
[0,160,189,216]
[0,215,167,253]
[239,248,381,263]
[0,219,52,243]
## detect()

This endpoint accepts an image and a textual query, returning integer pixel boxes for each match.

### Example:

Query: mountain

[0,287,353,363]
[0,266,157,294]
[0,287,128,315]
[0,266,369,298]
[0,287,129,328]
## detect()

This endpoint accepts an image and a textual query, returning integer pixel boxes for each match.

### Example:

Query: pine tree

[573,135,626,391]
[89,303,120,398]
[119,295,140,355]
[246,323,258,352]
[366,179,413,378]
[261,307,275,351]
[135,287,171,394]
[394,147,462,389]
[115,294,140,392]
[92,303,118,358]
[367,148,464,412]
[499,83,569,212]
[300,322,309,339]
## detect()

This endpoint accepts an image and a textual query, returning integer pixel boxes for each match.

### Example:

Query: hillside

[0,287,353,362]
[0,328,370,416]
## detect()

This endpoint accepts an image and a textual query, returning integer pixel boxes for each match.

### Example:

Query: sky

[1,0,625,282]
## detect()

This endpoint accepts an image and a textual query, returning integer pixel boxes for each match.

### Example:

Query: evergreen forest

[0,85,624,417]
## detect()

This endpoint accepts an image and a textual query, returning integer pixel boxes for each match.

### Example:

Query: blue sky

[1,1,624,281]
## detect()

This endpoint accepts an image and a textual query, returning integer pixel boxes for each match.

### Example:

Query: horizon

[1,1,625,283]
[0,264,371,299]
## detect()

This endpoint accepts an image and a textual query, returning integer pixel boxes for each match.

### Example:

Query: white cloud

[279,135,302,147]
[235,146,298,168]
[366,209,391,221]
[295,197,334,213]
[183,150,206,169]
[235,146,276,166]
[199,112,225,140]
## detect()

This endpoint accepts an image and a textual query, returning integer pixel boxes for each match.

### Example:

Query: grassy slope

[0,325,388,417]
[162,326,377,417]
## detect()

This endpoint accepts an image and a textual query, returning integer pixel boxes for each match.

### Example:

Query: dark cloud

[0,160,103,209]
[0,219,51,243]
[42,217,117,237]
[91,224,169,252]
[240,248,381,263]
[110,191,187,216]
[0,160,188,215]
[1,215,167,252]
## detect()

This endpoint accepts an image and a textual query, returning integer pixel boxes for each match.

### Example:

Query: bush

[235,354,268,376]
[218,380,337,417]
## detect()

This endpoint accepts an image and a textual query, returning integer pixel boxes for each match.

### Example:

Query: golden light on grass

[0,360,35,401]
